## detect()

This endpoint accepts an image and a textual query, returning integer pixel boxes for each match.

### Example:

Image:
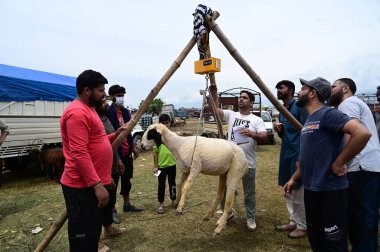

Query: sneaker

[157,205,164,214]
[275,223,296,232]
[112,209,121,224]
[123,203,143,212]
[288,228,307,239]
[247,218,257,231]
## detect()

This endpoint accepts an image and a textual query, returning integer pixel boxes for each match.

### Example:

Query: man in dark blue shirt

[295,77,371,252]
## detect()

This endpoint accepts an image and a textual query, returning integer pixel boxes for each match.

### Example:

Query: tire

[133,134,143,152]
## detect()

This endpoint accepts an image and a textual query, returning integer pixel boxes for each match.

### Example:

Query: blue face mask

[115,97,124,106]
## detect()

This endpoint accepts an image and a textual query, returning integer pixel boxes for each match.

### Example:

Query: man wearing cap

[274,80,308,238]
[295,77,371,251]
[106,85,143,213]
[330,78,380,252]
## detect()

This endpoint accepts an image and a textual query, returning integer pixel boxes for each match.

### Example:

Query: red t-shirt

[60,100,115,188]
[116,111,130,156]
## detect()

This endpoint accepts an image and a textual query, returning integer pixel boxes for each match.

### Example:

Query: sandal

[104,227,126,238]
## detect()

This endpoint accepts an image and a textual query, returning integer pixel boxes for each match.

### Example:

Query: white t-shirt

[223,110,266,169]
[338,96,380,172]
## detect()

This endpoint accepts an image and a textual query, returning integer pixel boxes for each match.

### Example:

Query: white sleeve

[255,118,267,133]
[223,110,233,122]
[338,100,360,120]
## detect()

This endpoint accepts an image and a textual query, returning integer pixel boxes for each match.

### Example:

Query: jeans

[242,168,256,220]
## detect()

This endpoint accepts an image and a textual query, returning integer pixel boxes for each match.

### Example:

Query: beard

[296,95,309,107]
[277,92,284,100]
[329,89,343,107]
[89,93,103,107]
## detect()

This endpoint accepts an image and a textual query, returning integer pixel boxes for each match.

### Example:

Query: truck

[0,64,144,163]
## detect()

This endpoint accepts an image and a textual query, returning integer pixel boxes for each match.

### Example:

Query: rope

[189,74,210,168]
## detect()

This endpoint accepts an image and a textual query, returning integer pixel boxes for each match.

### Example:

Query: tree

[139,98,164,115]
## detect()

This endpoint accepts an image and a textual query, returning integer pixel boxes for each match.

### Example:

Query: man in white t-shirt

[330,78,380,252]
[209,86,267,231]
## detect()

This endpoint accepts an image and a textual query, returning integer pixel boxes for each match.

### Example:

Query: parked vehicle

[0,64,144,160]
[260,111,275,145]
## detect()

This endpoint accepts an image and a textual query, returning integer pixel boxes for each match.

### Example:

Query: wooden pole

[34,12,221,252]
[204,15,303,131]
[34,210,67,252]
[198,28,224,138]
[112,11,221,149]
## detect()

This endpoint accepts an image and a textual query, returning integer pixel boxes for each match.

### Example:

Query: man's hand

[332,161,347,176]
[239,128,253,137]
[133,148,139,159]
[118,162,125,174]
[93,183,109,208]
[153,167,158,175]
[115,123,129,138]
[274,123,283,133]
[283,178,296,197]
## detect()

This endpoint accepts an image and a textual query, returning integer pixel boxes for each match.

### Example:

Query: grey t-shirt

[338,96,380,172]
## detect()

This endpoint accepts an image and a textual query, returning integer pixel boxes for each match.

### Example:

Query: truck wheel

[133,134,143,152]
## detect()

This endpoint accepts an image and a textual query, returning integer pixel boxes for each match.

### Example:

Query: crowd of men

[2,68,376,251]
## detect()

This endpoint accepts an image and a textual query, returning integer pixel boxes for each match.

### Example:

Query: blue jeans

[242,168,256,220]
[347,171,380,252]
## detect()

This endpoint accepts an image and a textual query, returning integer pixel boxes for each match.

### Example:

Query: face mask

[115,96,124,106]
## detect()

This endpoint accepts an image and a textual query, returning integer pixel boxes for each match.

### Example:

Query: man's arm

[332,119,372,176]
[208,85,224,120]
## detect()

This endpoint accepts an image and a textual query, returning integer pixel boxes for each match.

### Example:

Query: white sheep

[141,123,248,235]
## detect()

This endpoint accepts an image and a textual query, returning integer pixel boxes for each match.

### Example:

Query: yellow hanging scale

[194,57,221,75]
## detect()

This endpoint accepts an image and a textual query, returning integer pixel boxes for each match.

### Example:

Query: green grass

[0,119,312,252]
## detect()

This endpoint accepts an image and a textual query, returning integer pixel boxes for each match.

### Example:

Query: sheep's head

[141,123,167,150]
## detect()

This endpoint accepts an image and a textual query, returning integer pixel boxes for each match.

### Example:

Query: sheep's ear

[155,132,162,148]
[155,124,166,134]
[147,128,157,140]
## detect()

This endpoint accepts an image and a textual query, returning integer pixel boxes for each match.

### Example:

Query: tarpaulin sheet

[0,64,76,101]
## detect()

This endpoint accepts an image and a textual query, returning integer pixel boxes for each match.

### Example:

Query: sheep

[30,147,65,180]
[141,123,248,235]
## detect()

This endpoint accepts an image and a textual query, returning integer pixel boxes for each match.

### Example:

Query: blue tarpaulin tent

[0,64,77,101]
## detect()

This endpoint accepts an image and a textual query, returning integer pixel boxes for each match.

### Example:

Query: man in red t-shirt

[60,70,125,251]
[106,84,142,212]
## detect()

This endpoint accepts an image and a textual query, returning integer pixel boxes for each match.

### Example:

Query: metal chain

[189,74,210,168]
[197,74,210,135]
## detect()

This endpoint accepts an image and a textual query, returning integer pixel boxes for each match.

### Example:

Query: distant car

[261,111,275,145]
[132,124,145,152]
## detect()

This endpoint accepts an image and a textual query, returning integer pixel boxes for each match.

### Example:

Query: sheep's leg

[203,174,226,221]
[173,172,189,208]
[175,170,200,215]
[214,172,240,235]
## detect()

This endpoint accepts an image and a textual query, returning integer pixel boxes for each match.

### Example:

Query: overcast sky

[1,0,379,108]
